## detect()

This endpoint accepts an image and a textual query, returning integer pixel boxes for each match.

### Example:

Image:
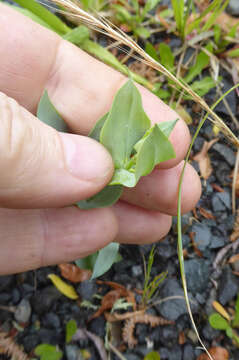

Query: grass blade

[13,0,70,34]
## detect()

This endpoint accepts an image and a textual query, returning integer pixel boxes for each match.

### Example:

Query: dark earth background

[1,0,239,359]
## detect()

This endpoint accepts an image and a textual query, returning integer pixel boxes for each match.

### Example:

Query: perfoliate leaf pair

[37,79,177,278]
[77,79,177,208]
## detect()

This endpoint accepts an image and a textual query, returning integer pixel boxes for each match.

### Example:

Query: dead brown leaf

[178,331,186,345]
[199,207,215,220]
[58,263,91,283]
[197,347,229,360]
[90,287,136,320]
[193,139,218,180]
[228,253,239,263]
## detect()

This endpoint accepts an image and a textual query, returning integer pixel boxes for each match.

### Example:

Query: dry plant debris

[193,139,218,180]
[122,312,174,348]
[89,280,173,348]
[58,263,92,282]
[0,332,29,360]
[197,346,229,360]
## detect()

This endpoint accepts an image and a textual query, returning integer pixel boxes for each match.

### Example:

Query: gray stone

[0,275,13,292]
[209,235,226,249]
[156,279,198,320]
[218,266,239,305]
[14,298,31,323]
[131,265,143,277]
[213,143,235,167]
[65,345,81,360]
[42,312,61,329]
[192,223,211,251]
[202,323,221,341]
[32,286,62,315]
[77,280,97,301]
[227,0,239,16]
[212,192,231,212]
[183,344,195,360]
[185,259,210,295]
[125,354,141,360]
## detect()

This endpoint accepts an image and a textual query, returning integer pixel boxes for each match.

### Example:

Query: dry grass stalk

[0,332,29,360]
[48,0,239,146]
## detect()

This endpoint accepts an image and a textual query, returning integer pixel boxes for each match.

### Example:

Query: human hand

[0,3,201,274]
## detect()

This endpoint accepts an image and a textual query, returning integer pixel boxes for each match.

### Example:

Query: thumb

[0,92,114,208]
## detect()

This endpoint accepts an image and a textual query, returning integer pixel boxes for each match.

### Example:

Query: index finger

[0,3,190,168]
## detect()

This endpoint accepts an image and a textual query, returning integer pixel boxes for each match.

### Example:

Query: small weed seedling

[209,295,239,346]
[141,245,167,308]
[37,79,177,278]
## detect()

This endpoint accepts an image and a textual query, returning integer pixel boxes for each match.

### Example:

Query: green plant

[112,0,162,39]
[37,79,177,278]
[209,295,239,346]
[141,245,167,307]
[171,0,230,40]
[171,0,192,40]
[35,344,63,360]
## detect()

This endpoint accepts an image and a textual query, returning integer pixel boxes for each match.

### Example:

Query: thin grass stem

[177,82,239,360]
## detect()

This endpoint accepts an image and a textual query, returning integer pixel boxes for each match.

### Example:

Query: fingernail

[60,133,113,183]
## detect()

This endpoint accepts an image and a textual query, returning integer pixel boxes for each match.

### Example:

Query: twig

[213,238,239,269]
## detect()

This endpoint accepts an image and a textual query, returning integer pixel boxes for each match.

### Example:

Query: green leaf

[75,253,98,271]
[91,243,120,279]
[65,319,77,344]
[88,113,108,142]
[134,27,151,39]
[226,327,233,338]
[209,313,230,330]
[227,48,239,58]
[159,43,175,71]
[35,344,63,360]
[100,79,151,169]
[110,169,136,187]
[202,0,230,32]
[186,0,222,34]
[186,76,217,97]
[76,185,123,209]
[158,119,178,137]
[144,351,161,360]
[143,0,161,15]
[184,44,212,84]
[214,24,221,45]
[232,294,239,328]
[63,26,90,46]
[37,91,68,132]
[145,42,160,62]
[113,4,132,22]
[13,0,69,35]
[134,123,176,181]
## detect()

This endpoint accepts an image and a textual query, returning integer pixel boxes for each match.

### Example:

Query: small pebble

[14,298,31,323]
